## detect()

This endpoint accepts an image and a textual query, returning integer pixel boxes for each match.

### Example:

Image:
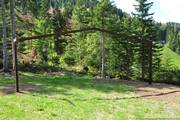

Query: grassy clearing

[0,73,180,120]
[162,47,180,69]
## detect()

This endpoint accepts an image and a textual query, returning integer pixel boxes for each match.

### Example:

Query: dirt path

[1,75,180,103]
[0,85,39,95]
[97,79,180,103]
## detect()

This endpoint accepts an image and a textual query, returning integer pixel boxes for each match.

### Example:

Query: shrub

[82,66,89,74]
[153,60,180,85]
[63,55,76,66]
[50,56,60,66]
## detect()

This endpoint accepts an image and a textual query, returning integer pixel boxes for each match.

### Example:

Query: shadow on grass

[1,73,180,105]
[68,90,180,102]
[17,88,180,105]
[13,73,132,96]
[1,73,179,99]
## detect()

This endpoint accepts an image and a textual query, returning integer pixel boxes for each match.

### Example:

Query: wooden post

[13,38,19,92]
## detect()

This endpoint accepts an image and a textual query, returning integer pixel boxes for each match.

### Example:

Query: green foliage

[107,17,135,79]
[132,0,162,83]
[166,23,180,55]
[63,54,76,66]
[66,0,134,77]
[153,59,180,85]
[2,0,179,84]
[153,46,180,84]
[83,33,101,69]
[162,46,180,69]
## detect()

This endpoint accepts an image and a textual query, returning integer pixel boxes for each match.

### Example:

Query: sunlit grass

[0,73,180,120]
[162,46,180,69]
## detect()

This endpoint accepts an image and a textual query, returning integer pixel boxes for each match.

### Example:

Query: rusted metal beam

[18,27,122,42]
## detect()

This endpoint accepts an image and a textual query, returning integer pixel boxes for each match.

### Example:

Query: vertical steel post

[10,0,19,92]
[13,39,19,92]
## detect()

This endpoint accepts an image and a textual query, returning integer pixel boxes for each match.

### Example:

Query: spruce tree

[133,0,154,83]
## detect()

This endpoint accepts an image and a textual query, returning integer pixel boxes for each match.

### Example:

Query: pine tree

[107,17,136,79]
[133,0,154,83]
[69,0,94,66]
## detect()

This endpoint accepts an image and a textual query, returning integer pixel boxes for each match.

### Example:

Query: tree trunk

[1,0,9,72]
[141,26,145,81]
[10,0,16,71]
[101,31,105,78]
[148,40,153,85]
[101,14,105,78]
[141,42,145,81]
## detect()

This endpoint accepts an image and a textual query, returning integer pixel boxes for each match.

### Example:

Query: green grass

[0,73,180,120]
[162,46,180,69]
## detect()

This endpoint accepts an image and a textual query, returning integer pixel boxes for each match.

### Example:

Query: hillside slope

[162,47,180,69]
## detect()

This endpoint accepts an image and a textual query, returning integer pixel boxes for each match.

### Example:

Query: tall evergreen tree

[133,0,154,83]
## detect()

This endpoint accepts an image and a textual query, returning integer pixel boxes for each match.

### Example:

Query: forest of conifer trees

[0,0,180,84]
